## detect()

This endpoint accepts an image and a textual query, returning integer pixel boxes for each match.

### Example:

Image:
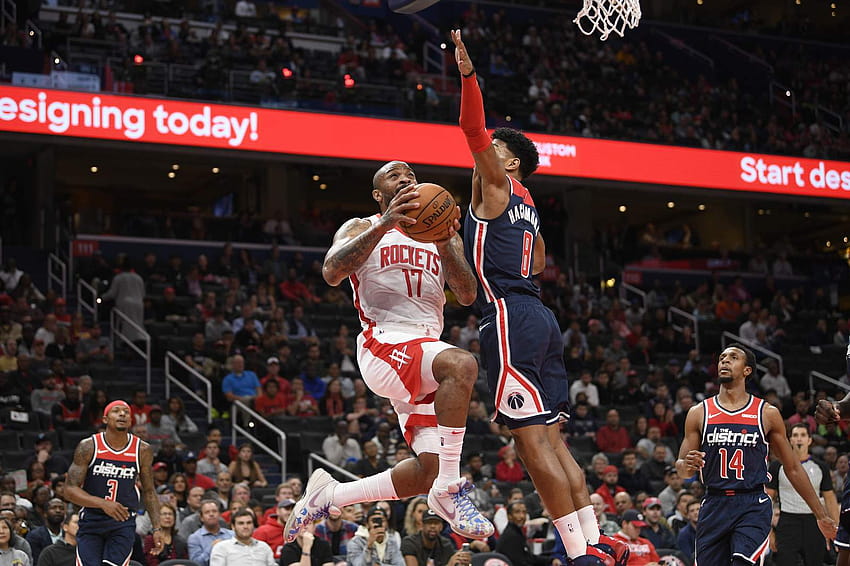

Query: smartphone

[461,543,470,552]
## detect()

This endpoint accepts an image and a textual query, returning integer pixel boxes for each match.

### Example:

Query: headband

[103,400,131,417]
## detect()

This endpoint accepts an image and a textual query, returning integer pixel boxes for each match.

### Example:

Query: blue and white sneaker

[427,478,494,539]
[284,468,337,543]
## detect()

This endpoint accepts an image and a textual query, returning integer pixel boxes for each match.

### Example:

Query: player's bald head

[373,160,413,189]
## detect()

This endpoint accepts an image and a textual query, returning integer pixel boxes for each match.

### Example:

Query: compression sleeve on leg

[459,74,492,154]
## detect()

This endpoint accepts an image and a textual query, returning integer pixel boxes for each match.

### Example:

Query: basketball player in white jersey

[285,160,494,542]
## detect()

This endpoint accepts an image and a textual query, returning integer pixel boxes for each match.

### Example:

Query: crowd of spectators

[8,2,846,159]
[454,4,850,160]
[0,216,848,565]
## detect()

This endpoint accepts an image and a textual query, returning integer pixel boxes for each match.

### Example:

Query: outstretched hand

[451,29,474,76]
[815,399,841,425]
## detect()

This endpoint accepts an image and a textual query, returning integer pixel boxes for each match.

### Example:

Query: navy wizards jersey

[700,395,770,491]
[463,175,541,313]
[81,432,141,520]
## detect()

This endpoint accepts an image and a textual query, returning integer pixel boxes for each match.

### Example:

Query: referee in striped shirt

[766,422,839,566]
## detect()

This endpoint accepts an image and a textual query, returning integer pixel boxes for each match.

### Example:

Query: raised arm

[323,186,421,287]
[65,438,130,521]
[436,228,477,307]
[675,403,706,479]
[765,405,837,539]
[138,441,164,552]
[452,30,510,216]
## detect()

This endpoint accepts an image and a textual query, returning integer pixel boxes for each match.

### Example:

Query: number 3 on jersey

[718,448,745,480]
[520,231,533,278]
[106,478,119,501]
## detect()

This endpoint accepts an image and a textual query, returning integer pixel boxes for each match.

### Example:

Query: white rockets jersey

[350,215,445,332]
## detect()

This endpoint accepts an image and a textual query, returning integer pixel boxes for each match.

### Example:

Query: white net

[574,0,642,41]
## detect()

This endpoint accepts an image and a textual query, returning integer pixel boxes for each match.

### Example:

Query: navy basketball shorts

[77,512,137,566]
[834,487,850,551]
[479,295,570,429]
[696,492,772,566]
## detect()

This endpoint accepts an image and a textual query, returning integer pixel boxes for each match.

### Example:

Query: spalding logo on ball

[389,0,441,14]
[401,183,459,243]
[507,392,525,410]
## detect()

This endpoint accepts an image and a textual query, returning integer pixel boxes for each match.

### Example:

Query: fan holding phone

[347,508,405,565]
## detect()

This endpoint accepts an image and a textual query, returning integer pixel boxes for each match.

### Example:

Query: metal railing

[0,0,14,34]
[110,307,151,393]
[25,19,42,48]
[721,331,784,377]
[652,28,715,70]
[76,279,99,322]
[816,105,845,134]
[232,400,286,479]
[165,351,213,424]
[619,282,647,311]
[47,253,67,300]
[307,453,359,482]
[668,306,700,353]
[809,370,849,397]
[423,41,445,77]
[709,35,774,75]
[770,81,796,116]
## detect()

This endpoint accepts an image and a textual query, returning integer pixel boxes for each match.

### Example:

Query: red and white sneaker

[568,546,616,566]
[596,536,630,566]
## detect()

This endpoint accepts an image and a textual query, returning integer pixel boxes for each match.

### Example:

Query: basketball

[401,183,459,243]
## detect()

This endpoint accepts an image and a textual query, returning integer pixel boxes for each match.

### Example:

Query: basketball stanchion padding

[389,0,441,14]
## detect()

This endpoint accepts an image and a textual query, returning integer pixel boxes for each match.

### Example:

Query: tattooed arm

[322,218,384,287]
[65,438,131,521]
[436,232,477,306]
[139,440,164,551]
[323,185,420,287]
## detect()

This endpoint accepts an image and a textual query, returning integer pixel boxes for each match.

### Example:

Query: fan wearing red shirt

[255,379,289,418]
[261,357,292,396]
[54,298,72,326]
[594,466,627,514]
[596,409,632,453]
[254,498,295,559]
[495,445,526,483]
[130,389,153,426]
[182,456,216,491]
[612,510,660,566]
[279,267,321,305]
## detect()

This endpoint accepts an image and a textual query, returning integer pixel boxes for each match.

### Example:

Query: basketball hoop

[574,0,641,41]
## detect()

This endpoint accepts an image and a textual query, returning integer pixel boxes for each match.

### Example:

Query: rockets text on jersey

[351,215,446,332]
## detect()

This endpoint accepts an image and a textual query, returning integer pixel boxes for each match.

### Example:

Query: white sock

[554,512,588,559]
[436,425,465,486]
[577,505,600,544]
[332,469,398,507]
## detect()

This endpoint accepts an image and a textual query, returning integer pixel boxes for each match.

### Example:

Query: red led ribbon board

[1,85,849,199]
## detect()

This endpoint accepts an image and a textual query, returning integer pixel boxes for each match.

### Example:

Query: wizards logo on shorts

[507,392,525,410]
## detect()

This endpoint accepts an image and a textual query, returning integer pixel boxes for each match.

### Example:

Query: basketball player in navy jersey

[65,400,163,566]
[815,343,850,566]
[678,344,836,566]
[452,30,622,566]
